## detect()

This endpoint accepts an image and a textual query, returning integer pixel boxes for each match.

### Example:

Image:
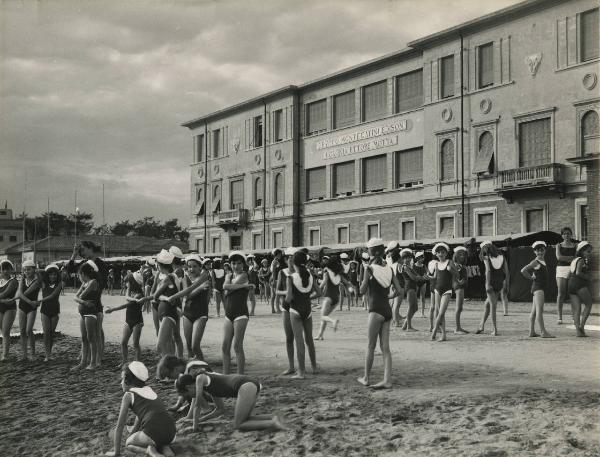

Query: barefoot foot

[370,381,392,390]
[357,376,369,386]
[529,332,539,337]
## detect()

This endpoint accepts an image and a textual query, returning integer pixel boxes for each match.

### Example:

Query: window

[473,131,495,175]
[212,184,221,213]
[274,173,283,206]
[441,55,454,98]
[401,220,415,240]
[252,232,262,250]
[254,116,263,147]
[195,239,203,252]
[309,228,320,246]
[254,177,263,208]
[581,8,599,62]
[211,237,221,253]
[333,90,355,129]
[362,80,387,121]
[273,231,283,248]
[440,139,455,181]
[9,235,17,242]
[195,188,205,216]
[366,223,380,240]
[306,99,327,135]
[519,118,551,167]
[478,42,494,89]
[230,236,242,251]
[477,213,494,236]
[525,208,544,232]
[333,161,355,196]
[306,167,326,200]
[395,147,423,187]
[337,225,349,244]
[582,110,599,155]
[0,235,4,242]
[230,179,244,209]
[438,216,455,238]
[274,110,283,142]
[580,204,588,240]
[396,69,423,112]
[195,134,204,162]
[363,154,386,192]
[213,129,221,158]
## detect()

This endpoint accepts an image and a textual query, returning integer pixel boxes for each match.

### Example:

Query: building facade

[184,0,599,256]
[0,207,24,252]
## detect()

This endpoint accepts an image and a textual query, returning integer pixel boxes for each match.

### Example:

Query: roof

[0,235,188,255]
[407,0,568,48]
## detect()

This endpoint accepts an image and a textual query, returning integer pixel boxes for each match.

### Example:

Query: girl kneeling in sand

[175,360,287,432]
[520,241,554,338]
[568,241,594,337]
[73,261,102,370]
[357,238,403,389]
[106,361,176,457]
[106,270,145,367]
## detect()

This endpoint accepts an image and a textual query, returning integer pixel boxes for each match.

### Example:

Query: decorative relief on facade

[254,153,261,165]
[233,137,241,153]
[526,53,542,76]
[480,98,492,114]
[213,164,219,175]
[197,167,204,178]
[583,73,597,91]
[275,149,282,161]
[441,108,453,122]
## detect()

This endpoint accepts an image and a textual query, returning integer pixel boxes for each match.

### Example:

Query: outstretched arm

[107,393,132,457]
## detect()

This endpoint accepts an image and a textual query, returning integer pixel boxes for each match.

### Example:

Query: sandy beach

[1,293,599,457]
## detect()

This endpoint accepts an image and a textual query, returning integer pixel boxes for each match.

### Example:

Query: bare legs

[214,291,222,317]
[233,383,287,431]
[0,309,16,361]
[18,309,37,360]
[120,323,143,365]
[418,284,427,317]
[454,288,468,334]
[556,277,568,323]
[431,292,450,341]
[290,313,317,379]
[281,311,295,375]
[173,317,184,359]
[391,291,404,327]
[151,306,159,336]
[529,291,553,338]
[402,289,418,331]
[183,316,207,360]
[358,312,391,389]
[248,289,256,316]
[156,318,176,356]
[40,313,60,361]
[72,316,98,370]
[571,288,593,337]
[96,312,104,365]
[501,288,509,316]
[477,290,499,336]
[428,290,436,332]
[315,298,338,340]
[222,318,248,375]
[125,430,174,457]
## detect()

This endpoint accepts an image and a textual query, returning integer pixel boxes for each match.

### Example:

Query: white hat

[284,247,298,256]
[0,260,14,269]
[22,259,36,268]
[133,270,144,285]
[531,241,547,249]
[433,243,450,253]
[156,249,175,265]
[385,241,399,252]
[414,251,424,258]
[45,264,59,272]
[86,260,99,272]
[361,252,370,260]
[576,241,591,254]
[480,240,492,249]
[201,257,212,265]
[145,257,156,266]
[229,250,246,262]
[367,238,384,249]
[247,253,255,259]
[185,254,203,265]
[128,361,149,382]
[400,248,413,257]
[169,246,184,259]
[340,253,349,260]
[454,246,467,253]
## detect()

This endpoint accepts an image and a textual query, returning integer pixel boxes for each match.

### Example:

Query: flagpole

[47,197,51,263]
[74,190,78,248]
[21,172,27,265]
[102,183,106,257]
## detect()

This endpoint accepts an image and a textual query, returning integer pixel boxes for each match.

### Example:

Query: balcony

[216,208,248,231]
[495,163,565,203]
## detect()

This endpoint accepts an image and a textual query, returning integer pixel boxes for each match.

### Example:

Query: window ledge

[555,58,600,73]
[467,80,514,96]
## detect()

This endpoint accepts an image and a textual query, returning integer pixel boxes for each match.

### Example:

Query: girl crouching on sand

[357,238,404,389]
[106,270,146,366]
[106,361,176,457]
[38,264,63,362]
[73,261,101,370]
[0,260,19,361]
[520,241,554,338]
[175,360,287,432]
[568,241,594,337]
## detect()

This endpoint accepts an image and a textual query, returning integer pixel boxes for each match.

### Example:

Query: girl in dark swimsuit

[17,259,41,361]
[106,270,145,366]
[175,360,287,432]
[521,241,554,338]
[107,361,176,457]
[452,247,469,335]
[476,242,509,336]
[0,260,19,361]
[246,254,258,316]
[413,252,428,318]
[400,248,423,332]
[38,264,63,362]
[274,248,297,375]
[430,243,459,342]
[357,238,404,389]
[555,227,577,324]
[211,259,225,318]
[568,241,593,337]
[315,255,351,340]
[73,261,101,370]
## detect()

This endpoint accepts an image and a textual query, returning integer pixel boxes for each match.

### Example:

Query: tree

[111,220,135,236]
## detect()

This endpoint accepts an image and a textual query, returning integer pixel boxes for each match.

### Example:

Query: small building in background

[0,207,24,253]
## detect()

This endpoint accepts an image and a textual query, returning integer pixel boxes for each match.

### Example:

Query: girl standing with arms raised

[555,227,577,324]
[520,241,554,338]
[476,241,509,336]
[18,259,41,361]
[0,260,19,361]
[568,241,593,337]
[357,238,404,389]
[38,264,63,361]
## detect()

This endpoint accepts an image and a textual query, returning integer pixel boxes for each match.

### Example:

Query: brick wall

[586,161,599,300]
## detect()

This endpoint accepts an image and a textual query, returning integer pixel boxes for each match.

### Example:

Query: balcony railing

[495,163,564,202]
[216,208,248,229]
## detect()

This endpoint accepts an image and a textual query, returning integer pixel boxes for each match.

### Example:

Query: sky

[0,0,521,227]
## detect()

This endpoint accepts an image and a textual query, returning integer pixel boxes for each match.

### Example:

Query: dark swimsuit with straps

[488,256,505,293]
[434,262,453,295]
[130,390,176,447]
[568,258,589,294]
[557,245,576,267]
[125,280,144,330]
[203,372,261,398]
[18,278,41,314]
[158,275,178,323]
[41,283,60,318]
[323,271,340,304]
[224,275,249,322]
[402,265,417,292]
[531,260,548,294]
[367,266,392,322]
[0,277,18,313]
[453,264,468,291]
[289,274,312,321]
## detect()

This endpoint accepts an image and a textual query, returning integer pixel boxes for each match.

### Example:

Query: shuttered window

[212,184,221,213]
[333,161,355,196]
[274,173,283,205]
[306,99,327,135]
[525,209,544,232]
[212,237,221,253]
[213,129,221,158]
[274,110,283,142]
[254,176,263,208]
[195,134,204,162]
[367,224,379,240]
[396,69,423,112]
[441,55,454,98]
[195,188,204,216]
[230,179,243,209]
[440,139,455,181]
[581,8,599,62]
[362,81,387,121]
[337,226,349,244]
[439,216,455,238]
[519,118,551,167]
[333,90,355,129]
[363,155,387,192]
[477,213,494,236]
[401,220,415,240]
[473,131,495,174]
[252,233,262,250]
[254,116,263,147]
[478,43,494,88]
[395,148,423,186]
[306,167,326,200]
[582,110,599,155]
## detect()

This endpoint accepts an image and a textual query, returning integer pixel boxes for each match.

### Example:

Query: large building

[183,0,599,257]
[0,207,24,252]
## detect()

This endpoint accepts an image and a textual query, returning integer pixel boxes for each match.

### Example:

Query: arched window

[440,139,454,181]
[582,110,599,155]
[477,131,494,174]
[274,173,283,206]
[254,176,263,208]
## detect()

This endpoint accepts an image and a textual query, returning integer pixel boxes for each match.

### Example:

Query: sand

[1,293,599,457]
